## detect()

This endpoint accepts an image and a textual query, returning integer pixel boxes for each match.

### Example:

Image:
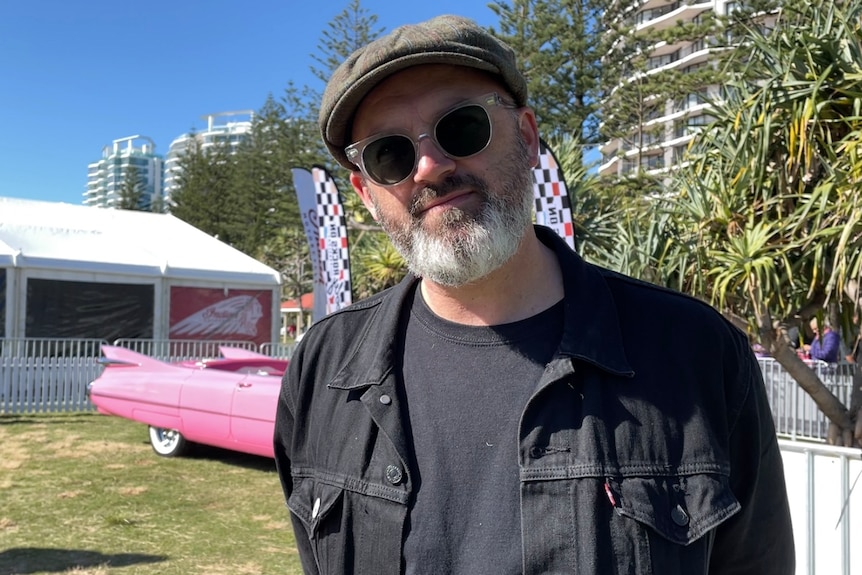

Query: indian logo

[170,295,263,338]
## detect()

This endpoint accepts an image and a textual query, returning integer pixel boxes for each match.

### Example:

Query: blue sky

[0,1,498,205]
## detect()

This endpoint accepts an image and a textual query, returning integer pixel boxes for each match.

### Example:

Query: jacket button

[379,394,392,405]
[385,464,403,485]
[671,504,689,526]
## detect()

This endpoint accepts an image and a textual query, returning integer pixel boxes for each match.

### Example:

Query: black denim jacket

[274,226,794,575]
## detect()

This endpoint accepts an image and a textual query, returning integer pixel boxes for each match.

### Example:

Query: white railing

[0,338,295,414]
[780,439,861,575]
[760,357,857,442]
[112,338,260,363]
[0,338,107,413]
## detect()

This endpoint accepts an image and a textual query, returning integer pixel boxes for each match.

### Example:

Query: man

[274,14,794,575]
[805,317,842,363]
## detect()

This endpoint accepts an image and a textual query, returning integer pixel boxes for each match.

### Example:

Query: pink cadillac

[87,345,287,458]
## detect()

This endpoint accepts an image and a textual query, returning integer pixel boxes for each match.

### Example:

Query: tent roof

[0,237,15,267]
[0,196,280,285]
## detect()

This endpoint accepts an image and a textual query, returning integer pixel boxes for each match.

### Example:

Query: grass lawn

[0,412,304,575]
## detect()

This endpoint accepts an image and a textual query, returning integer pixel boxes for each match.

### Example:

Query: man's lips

[417,190,474,215]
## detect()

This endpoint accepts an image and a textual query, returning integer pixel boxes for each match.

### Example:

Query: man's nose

[413,135,456,184]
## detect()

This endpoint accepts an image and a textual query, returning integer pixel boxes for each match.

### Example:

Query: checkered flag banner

[291,168,327,323]
[533,139,576,250]
[312,166,353,315]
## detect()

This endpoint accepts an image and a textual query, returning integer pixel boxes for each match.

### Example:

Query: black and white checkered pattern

[532,140,575,250]
[312,166,353,313]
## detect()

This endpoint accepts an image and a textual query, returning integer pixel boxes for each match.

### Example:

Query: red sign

[169,287,272,346]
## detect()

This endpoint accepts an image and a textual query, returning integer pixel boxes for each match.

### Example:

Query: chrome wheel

[148,426,188,457]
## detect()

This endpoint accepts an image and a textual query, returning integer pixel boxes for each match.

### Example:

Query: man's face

[348,65,539,287]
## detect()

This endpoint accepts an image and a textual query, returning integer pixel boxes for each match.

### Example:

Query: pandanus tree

[670,0,862,446]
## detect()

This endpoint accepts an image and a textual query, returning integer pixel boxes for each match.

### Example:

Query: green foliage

[169,1,394,307]
[307,0,406,301]
[170,86,330,302]
[598,0,723,181]
[672,0,862,331]
[489,0,606,146]
[310,0,384,88]
[657,0,862,438]
[258,226,313,304]
[117,164,144,211]
[349,230,406,300]
[228,95,302,257]
[170,133,238,244]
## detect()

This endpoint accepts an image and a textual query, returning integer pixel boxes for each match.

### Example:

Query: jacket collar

[328,225,633,391]
[536,226,634,377]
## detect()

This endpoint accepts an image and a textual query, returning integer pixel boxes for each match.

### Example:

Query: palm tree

[670,0,862,445]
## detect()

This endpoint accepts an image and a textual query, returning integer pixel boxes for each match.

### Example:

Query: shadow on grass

[0,547,167,573]
[186,444,277,473]
[0,412,98,426]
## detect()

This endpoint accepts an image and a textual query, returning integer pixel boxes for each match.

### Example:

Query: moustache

[409,175,488,217]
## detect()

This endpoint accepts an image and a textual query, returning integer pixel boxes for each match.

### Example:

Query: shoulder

[289,277,416,371]
[597,264,743,341]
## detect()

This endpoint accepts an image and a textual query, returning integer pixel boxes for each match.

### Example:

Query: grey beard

[374,135,535,287]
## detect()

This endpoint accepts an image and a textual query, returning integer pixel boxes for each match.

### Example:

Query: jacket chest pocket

[521,469,740,575]
[604,471,741,575]
[288,479,346,574]
[288,474,408,575]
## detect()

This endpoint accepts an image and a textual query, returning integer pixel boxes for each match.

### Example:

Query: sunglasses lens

[363,135,416,185]
[357,101,495,185]
[435,105,492,158]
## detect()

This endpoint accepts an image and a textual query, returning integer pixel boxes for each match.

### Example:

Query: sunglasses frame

[345,92,516,187]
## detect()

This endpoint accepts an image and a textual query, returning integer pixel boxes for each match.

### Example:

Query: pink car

[87,345,287,458]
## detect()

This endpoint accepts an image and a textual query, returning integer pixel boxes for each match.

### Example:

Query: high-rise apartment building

[163,110,254,205]
[84,136,164,209]
[599,0,776,178]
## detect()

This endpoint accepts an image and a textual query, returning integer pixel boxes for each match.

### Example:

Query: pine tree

[170,134,237,243]
[228,95,307,256]
[310,0,384,88]
[489,0,606,151]
[597,0,726,200]
[117,164,144,210]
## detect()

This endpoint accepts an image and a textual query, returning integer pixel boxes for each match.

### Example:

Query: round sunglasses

[345,92,516,187]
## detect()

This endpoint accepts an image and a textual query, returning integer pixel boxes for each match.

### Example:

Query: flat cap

[319,14,528,170]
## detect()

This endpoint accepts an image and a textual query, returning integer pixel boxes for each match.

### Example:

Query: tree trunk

[769,344,854,432]
[760,312,858,447]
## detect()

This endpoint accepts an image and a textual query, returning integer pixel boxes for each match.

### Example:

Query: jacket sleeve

[273,350,321,575]
[709,340,795,574]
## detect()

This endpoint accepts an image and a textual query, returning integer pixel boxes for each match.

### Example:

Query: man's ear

[518,108,541,168]
[350,171,378,220]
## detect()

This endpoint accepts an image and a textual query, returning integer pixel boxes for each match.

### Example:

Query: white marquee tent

[0,196,281,344]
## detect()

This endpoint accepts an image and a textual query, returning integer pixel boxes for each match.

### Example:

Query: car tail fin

[99,345,174,370]
[218,346,271,360]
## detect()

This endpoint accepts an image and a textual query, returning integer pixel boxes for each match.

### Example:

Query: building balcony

[635,1,713,33]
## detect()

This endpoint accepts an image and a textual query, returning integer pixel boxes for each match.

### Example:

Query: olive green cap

[319,14,528,170]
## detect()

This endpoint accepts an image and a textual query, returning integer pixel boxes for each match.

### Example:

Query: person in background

[805,317,842,363]
[273,14,794,575]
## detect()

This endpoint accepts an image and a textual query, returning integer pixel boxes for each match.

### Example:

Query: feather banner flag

[291,166,352,322]
[532,138,576,250]
[291,167,326,324]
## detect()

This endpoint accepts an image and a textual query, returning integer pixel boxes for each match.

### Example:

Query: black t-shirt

[401,287,564,575]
